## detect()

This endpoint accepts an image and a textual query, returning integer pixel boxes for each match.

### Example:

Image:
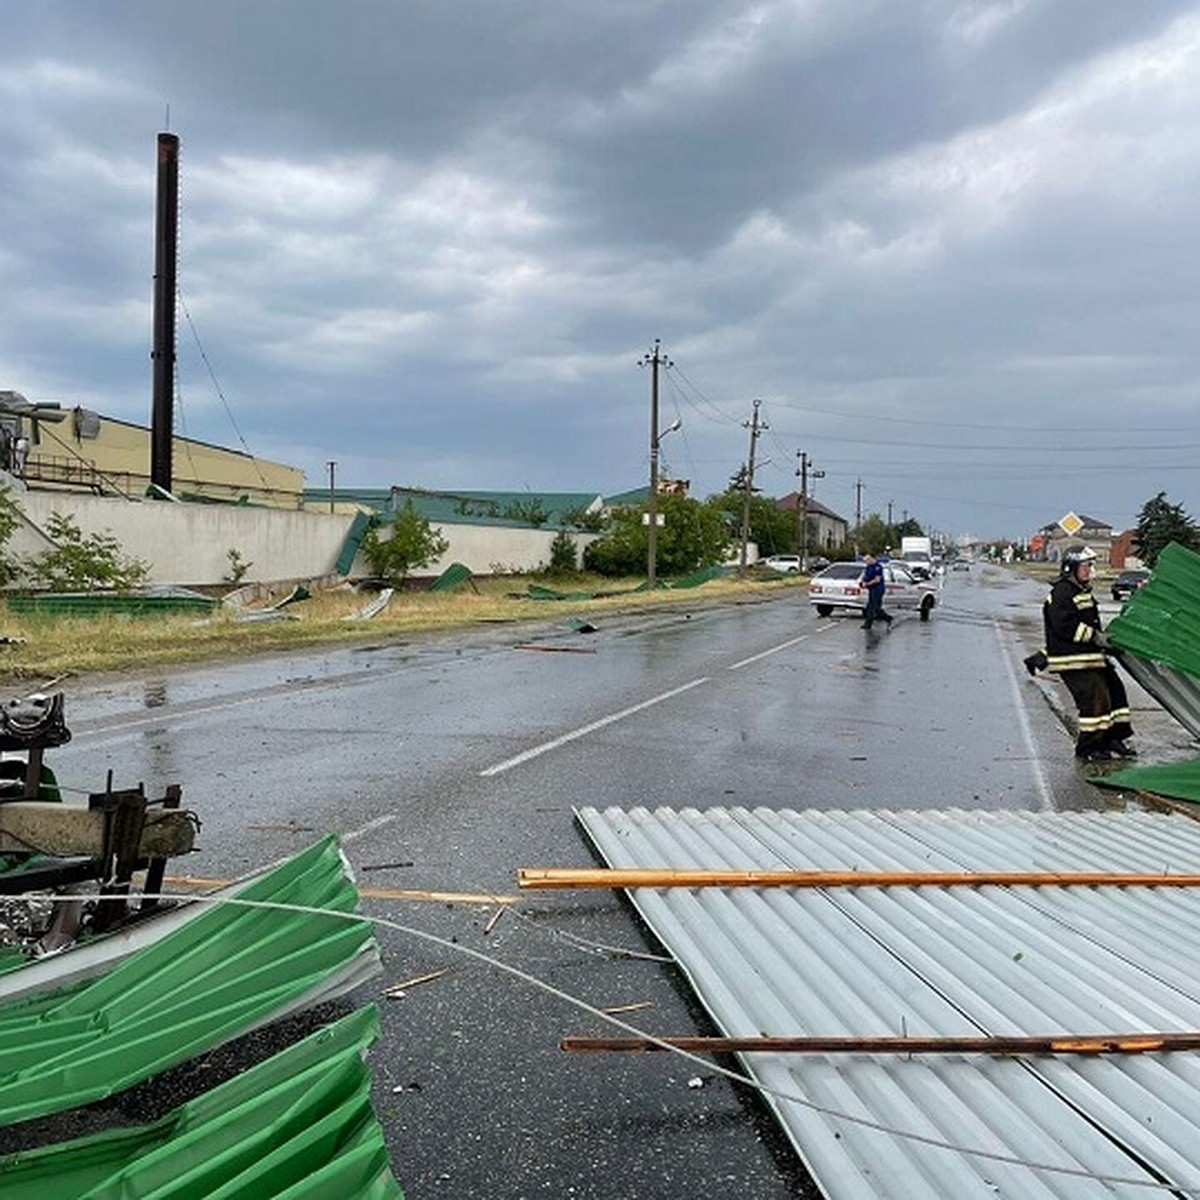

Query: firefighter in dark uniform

[1043,544,1135,762]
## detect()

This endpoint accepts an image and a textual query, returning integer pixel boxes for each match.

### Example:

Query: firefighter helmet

[1061,544,1097,574]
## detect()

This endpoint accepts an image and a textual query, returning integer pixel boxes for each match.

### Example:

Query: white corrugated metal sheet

[576,806,1200,1198]
[1120,652,1200,742]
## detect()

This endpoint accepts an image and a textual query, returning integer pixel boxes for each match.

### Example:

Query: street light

[646,417,683,581]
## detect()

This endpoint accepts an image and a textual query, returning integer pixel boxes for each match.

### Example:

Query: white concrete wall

[16,492,354,586]
[9,491,598,585]
[421,523,596,577]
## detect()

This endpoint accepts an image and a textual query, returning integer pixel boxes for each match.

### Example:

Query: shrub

[25,511,149,591]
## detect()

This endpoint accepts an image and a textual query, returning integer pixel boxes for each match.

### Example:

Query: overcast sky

[4,1,1200,541]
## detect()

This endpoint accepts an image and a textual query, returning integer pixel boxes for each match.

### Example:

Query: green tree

[856,513,893,556]
[560,503,604,532]
[707,490,797,556]
[1133,491,1200,567]
[544,530,579,577]
[0,484,24,586]
[584,494,730,577]
[26,511,149,591]
[362,501,450,584]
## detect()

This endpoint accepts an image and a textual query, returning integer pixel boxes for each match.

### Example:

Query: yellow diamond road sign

[1058,511,1084,536]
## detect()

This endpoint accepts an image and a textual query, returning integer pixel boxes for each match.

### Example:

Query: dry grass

[0,571,801,685]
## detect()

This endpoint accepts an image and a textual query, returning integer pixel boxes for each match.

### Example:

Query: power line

[178,287,270,490]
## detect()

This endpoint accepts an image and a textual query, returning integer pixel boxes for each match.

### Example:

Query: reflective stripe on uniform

[1047,652,1107,672]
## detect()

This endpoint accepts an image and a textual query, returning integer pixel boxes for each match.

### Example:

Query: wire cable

[177,287,271,491]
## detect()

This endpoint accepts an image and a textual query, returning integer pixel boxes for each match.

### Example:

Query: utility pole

[854,478,864,556]
[795,452,824,569]
[327,461,337,513]
[739,400,767,576]
[639,340,671,588]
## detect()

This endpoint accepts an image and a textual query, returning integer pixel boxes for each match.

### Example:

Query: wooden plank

[518,867,1200,890]
[158,875,524,905]
[562,1031,1200,1056]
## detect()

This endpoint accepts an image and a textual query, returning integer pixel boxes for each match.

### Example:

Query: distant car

[1111,569,1150,602]
[805,555,831,572]
[950,559,971,571]
[762,554,802,573]
[808,561,938,621]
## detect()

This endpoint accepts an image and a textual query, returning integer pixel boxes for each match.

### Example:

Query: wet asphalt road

[43,565,1186,1199]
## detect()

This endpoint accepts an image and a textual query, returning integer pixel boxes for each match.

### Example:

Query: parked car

[1111,569,1150,602]
[805,555,831,572]
[762,554,802,573]
[950,558,971,571]
[808,561,938,621]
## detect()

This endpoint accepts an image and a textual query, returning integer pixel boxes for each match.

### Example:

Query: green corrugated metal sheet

[4,593,218,617]
[526,583,601,601]
[1091,760,1200,803]
[335,511,376,576]
[1108,542,1200,672]
[0,836,380,1125]
[1105,541,1200,745]
[428,562,472,593]
[669,564,727,588]
[0,1006,403,1198]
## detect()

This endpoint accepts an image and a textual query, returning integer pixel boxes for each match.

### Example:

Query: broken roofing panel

[1109,541,1200,740]
[1092,759,1200,803]
[0,835,380,1125]
[0,1005,403,1198]
[576,805,1200,1198]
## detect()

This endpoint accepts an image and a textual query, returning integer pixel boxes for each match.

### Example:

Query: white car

[808,561,938,621]
[761,554,802,573]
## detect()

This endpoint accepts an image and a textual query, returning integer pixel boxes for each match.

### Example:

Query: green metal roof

[302,488,393,513]
[389,487,601,530]
[0,836,380,1125]
[0,1005,403,1198]
[603,487,649,507]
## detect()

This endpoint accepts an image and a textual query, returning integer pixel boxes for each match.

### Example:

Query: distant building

[1034,514,1114,565]
[776,492,849,552]
[1109,529,1143,570]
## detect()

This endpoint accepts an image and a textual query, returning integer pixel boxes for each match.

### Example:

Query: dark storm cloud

[4,1,1200,538]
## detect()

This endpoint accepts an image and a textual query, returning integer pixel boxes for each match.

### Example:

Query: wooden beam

[562,1031,1200,1056]
[0,804,195,858]
[519,867,1200,890]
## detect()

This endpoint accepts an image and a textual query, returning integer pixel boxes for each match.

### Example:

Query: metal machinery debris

[0,698,403,1194]
[0,692,196,940]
